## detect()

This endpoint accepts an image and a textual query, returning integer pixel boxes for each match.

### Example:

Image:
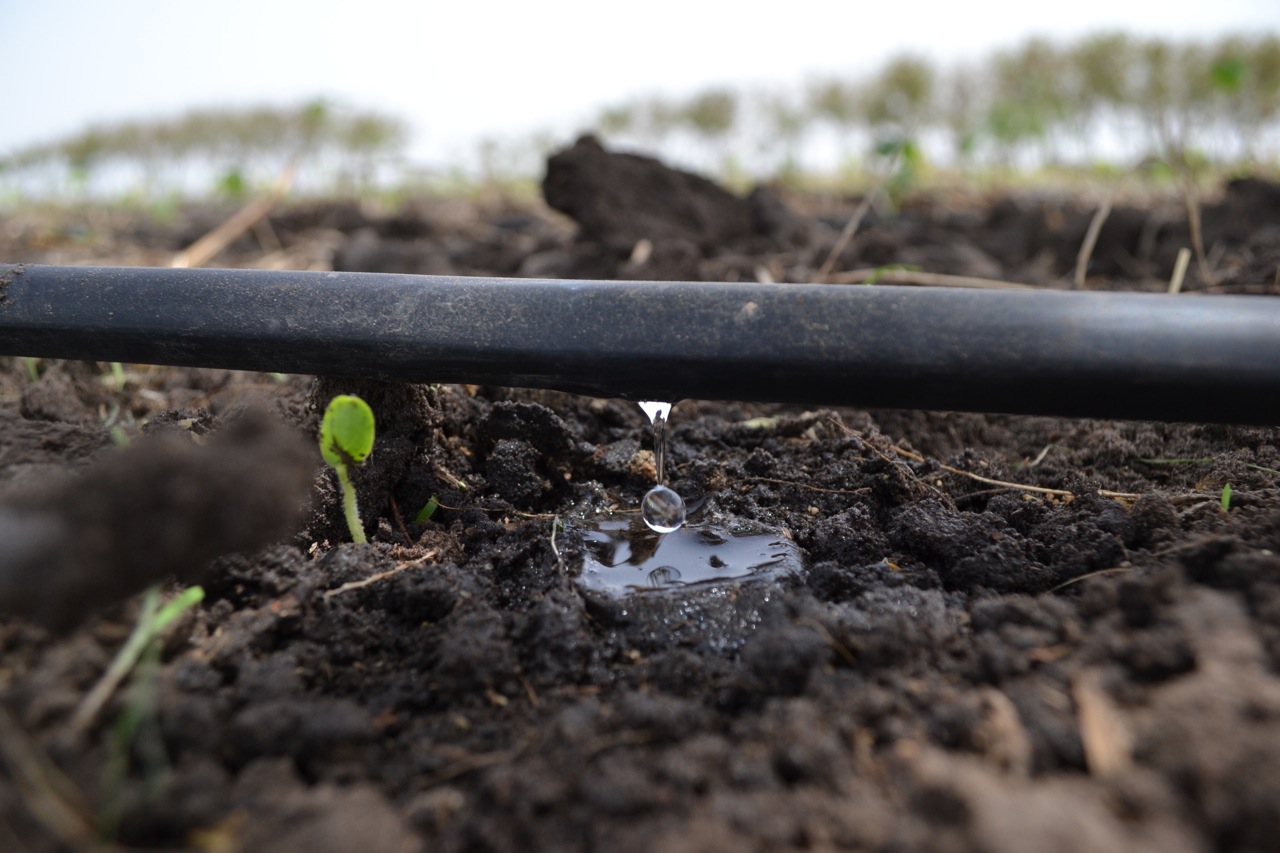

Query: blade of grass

[69,585,204,738]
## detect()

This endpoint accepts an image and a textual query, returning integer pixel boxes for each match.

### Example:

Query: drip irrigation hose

[1,263,1278,425]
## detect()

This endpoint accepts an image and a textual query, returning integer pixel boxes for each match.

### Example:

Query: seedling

[1221,483,1233,513]
[95,585,204,839]
[70,584,205,737]
[320,394,376,544]
[414,496,440,524]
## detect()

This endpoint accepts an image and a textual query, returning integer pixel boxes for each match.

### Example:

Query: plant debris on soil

[2,138,1280,852]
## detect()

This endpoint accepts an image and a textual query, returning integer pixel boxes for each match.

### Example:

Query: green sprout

[71,585,205,737]
[320,394,376,544]
[414,496,440,525]
[94,585,204,839]
[1221,483,1233,513]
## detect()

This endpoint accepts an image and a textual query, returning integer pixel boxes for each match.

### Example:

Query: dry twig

[826,268,1034,290]
[1168,246,1192,294]
[742,476,870,496]
[1073,193,1114,289]
[891,445,1075,498]
[1073,670,1133,778]
[0,705,95,848]
[1048,567,1133,593]
[817,149,902,281]
[323,550,438,599]
[170,159,298,268]
[1180,176,1216,287]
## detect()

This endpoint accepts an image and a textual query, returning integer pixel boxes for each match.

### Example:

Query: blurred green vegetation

[2,32,1277,202]
[1,99,407,200]
[591,31,1280,189]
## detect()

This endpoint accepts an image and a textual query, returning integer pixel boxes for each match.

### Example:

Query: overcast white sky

[3,0,1278,167]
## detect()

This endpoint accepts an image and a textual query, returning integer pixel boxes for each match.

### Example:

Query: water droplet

[648,566,681,587]
[642,485,686,533]
[638,401,671,425]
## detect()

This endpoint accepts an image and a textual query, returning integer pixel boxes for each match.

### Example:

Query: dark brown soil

[2,142,1280,852]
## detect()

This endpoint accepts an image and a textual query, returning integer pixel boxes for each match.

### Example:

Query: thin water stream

[638,401,686,533]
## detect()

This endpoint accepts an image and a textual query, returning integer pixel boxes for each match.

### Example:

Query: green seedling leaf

[320,395,375,470]
[1221,483,1232,513]
[320,394,376,544]
[415,496,440,524]
[153,585,205,632]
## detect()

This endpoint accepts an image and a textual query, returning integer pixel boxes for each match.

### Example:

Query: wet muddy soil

[2,141,1280,851]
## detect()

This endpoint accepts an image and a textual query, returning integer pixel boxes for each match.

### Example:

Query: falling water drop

[638,401,685,533]
[638,401,672,484]
[638,401,671,425]
[642,484,686,533]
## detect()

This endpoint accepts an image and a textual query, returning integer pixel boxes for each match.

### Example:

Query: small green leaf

[320,395,375,470]
[415,496,440,524]
[1220,483,1232,513]
[320,395,376,544]
[153,585,204,632]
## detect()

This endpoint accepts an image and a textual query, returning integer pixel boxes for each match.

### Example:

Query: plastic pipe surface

[1,264,1278,424]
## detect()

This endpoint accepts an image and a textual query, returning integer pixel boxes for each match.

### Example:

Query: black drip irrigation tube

[1,263,1279,425]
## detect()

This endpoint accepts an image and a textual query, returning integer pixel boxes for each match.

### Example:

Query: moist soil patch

[3,146,1280,851]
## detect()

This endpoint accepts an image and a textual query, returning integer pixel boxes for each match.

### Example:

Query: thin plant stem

[338,466,366,544]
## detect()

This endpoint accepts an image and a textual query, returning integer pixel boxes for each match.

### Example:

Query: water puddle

[571,400,801,598]
[576,516,802,597]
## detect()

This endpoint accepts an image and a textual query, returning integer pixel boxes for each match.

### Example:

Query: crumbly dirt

[2,143,1280,852]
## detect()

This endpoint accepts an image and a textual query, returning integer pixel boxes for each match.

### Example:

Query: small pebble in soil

[642,485,686,533]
